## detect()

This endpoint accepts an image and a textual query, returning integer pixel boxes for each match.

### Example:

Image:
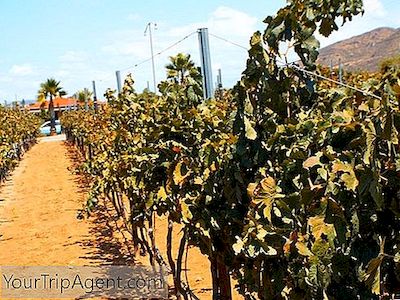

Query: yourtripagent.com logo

[1,265,167,299]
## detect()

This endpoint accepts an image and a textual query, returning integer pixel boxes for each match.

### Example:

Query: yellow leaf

[263,199,273,223]
[181,201,193,223]
[260,176,276,194]
[132,134,141,143]
[250,32,262,46]
[203,168,210,181]
[358,102,369,111]
[256,227,268,240]
[273,206,282,217]
[393,84,400,96]
[283,240,292,255]
[334,108,354,124]
[247,183,257,198]
[173,162,191,186]
[363,121,376,165]
[361,257,382,295]
[331,161,359,191]
[341,172,359,191]
[332,161,353,173]
[157,186,167,200]
[244,116,257,140]
[394,252,400,263]
[233,237,244,254]
[37,93,46,103]
[295,241,313,257]
[263,246,277,256]
[210,162,217,172]
[194,177,203,185]
[303,156,321,169]
[308,216,336,241]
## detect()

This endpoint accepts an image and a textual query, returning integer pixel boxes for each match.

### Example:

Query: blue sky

[0,0,399,102]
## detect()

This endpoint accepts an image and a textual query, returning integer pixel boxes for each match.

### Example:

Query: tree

[75,88,93,111]
[37,78,66,134]
[380,54,400,73]
[160,53,203,104]
[165,53,202,85]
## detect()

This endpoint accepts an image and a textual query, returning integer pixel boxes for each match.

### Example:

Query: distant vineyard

[0,107,40,182]
[61,0,400,299]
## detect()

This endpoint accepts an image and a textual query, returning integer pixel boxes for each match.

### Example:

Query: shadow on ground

[63,141,138,266]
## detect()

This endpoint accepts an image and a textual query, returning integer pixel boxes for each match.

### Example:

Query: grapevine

[61,0,400,298]
[0,107,40,183]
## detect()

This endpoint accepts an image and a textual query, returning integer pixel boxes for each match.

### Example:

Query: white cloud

[167,6,257,39]
[165,6,257,88]
[364,0,386,17]
[9,64,34,76]
[209,6,258,37]
[103,6,258,57]
[0,73,41,101]
[0,74,12,83]
[98,6,259,93]
[3,1,400,102]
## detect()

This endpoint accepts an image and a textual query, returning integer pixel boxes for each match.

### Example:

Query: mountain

[317,27,400,72]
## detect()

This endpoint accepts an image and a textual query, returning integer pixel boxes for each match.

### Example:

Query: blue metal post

[116,70,122,94]
[92,80,98,112]
[198,28,214,99]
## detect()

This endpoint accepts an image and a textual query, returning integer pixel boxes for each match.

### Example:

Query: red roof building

[28,97,83,120]
[28,97,106,120]
[28,97,79,112]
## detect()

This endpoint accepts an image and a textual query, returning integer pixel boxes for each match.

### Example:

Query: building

[28,97,80,119]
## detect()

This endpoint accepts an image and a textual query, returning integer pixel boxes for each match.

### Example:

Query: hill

[318,27,400,72]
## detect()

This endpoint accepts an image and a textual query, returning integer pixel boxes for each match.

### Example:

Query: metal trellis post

[198,28,214,99]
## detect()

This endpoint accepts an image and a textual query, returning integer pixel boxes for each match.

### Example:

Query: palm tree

[75,88,92,110]
[162,53,203,104]
[165,53,202,85]
[38,78,66,134]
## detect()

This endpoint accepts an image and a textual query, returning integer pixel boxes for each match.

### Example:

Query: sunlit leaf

[341,172,359,191]
[296,241,313,257]
[308,216,336,241]
[173,161,191,186]
[180,201,193,223]
[361,257,382,295]
[244,116,257,140]
[157,186,167,201]
[303,156,321,169]
[233,237,244,255]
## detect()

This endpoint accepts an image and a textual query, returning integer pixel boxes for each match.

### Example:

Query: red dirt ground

[0,138,241,299]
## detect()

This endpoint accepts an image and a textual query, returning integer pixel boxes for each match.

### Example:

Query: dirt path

[0,137,240,299]
[0,137,97,266]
